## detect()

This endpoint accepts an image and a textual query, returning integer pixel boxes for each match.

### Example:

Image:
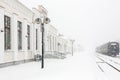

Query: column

[30,23,34,56]
[23,19,27,59]
[12,13,18,61]
[38,27,41,53]
[33,24,37,55]
[0,7,5,63]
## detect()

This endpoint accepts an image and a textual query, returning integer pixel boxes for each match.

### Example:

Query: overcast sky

[19,0,120,51]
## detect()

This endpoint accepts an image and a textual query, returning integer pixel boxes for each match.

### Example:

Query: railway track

[96,55,120,72]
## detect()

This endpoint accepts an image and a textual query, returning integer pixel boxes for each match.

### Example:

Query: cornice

[0,5,5,9]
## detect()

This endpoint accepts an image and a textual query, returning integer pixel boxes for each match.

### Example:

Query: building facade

[0,0,34,66]
[44,24,58,54]
[0,0,74,67]
[57,35,67,54]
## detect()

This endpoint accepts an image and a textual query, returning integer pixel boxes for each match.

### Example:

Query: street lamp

[35,17,50,69]
[70,40,75,56]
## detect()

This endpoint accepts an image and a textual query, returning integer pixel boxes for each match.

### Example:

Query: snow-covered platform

[0,51,106,80]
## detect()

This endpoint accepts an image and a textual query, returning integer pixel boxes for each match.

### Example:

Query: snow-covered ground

[96,53,120,80]
[0,51,106,80]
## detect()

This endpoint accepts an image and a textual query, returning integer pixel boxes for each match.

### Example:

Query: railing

[44,51,66,59]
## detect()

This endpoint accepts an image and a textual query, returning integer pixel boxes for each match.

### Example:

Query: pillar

[0,7,5,63]
[23,19,28,59]
[12,13,18,61]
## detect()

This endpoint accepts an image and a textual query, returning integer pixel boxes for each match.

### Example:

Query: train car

[96,42,119,57]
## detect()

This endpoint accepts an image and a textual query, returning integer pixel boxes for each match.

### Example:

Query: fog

[19,0,120,51]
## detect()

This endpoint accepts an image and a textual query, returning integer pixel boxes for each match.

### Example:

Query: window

[4,15,11,50]
[36,29,38,50]
[27,25,30,50]
[17,21,22,50]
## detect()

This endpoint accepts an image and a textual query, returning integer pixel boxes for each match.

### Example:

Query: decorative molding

[13,12,18,16]
[0,5,5,9]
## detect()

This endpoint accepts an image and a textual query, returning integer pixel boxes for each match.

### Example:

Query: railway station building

[0,0,74,67]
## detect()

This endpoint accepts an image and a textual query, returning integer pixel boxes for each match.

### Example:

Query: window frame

[17,21,22,50]
[36,29,38,50]
[27,25,30,50]
[4,15,11,50]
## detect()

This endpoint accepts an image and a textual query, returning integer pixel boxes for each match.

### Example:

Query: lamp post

[70,40,75,56]
[35,17,50,69]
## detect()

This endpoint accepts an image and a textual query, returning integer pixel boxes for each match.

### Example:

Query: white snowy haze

[19,0,120,51]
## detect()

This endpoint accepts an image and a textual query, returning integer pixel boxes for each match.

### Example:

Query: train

[96,42,119,57]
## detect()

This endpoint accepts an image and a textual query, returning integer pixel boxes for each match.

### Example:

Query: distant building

[44,24,58,54]
[57,35,67,54]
